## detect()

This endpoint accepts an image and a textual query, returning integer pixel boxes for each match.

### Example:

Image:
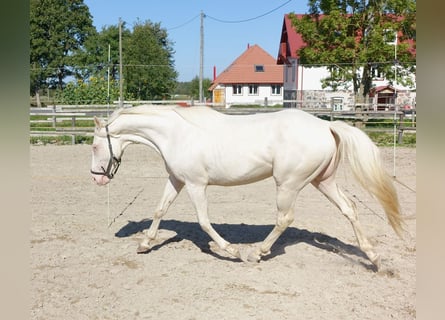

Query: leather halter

[90,125,121,179]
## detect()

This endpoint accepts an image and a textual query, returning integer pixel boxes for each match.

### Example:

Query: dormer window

[254,64,264,72]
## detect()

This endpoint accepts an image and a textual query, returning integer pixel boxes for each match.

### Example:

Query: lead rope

[107,187,145,228]
[107,101,111,228]
[107,183,111,228]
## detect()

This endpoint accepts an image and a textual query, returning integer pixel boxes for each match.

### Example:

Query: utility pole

[392,31,398,178]
[119,18,123,108]
[107,44,111,116]
[199,11,205,103]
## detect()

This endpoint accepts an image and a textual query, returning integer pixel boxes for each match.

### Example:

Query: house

[277,14,416,110]
[209,44,283,108]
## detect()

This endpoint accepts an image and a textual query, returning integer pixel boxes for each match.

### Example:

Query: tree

[189,76,212,101]
[124,20,178,100]
[290,0,416,99]
[76,24,131,82]
[30,0,95,105]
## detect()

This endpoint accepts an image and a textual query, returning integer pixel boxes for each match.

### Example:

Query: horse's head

[90,117,123,186]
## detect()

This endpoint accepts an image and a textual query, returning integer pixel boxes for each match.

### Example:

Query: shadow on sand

[115,218,375,270]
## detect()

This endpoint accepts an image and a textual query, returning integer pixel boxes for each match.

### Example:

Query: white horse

[90,105,403,270]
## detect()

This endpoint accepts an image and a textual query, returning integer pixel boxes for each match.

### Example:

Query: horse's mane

[106,107,125,124]
[106,105,179,124]
[106,105,224,129]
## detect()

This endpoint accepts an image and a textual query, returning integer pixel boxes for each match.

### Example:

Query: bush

[56,77,121,104]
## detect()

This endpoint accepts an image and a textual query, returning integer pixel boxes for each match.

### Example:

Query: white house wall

[296,65,415,91]
[222,84,283,107]
[297,66,332,90]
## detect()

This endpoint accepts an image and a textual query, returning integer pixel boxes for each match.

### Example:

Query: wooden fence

[30,103,416,144]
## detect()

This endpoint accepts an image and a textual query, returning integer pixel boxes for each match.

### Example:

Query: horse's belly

[206,159,273,186]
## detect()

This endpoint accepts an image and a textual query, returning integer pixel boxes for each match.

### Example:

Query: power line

[31,60,415,72]
[167,13,200,31]
[206,0,292,24]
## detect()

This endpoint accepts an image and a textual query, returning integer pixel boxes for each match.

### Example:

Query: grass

[30,116,94,129]
[30,135,93,145]
[30,131,415,147]
[367,131,416,147]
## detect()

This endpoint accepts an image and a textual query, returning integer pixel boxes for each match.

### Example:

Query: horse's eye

[92,144,98,152]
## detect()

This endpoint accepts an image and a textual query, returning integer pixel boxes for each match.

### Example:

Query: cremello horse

[90,105,403,270]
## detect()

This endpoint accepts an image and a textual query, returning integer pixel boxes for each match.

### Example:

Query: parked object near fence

[90,105,403,270]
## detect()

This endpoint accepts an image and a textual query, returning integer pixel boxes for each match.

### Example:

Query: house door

[377,91,395,110]
[213,89,225,105]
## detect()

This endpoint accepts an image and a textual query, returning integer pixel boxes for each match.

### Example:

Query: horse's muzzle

[91,173,111,186]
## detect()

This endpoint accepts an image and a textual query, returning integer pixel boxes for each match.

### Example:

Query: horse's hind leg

[137,175,184,253]
[246,184,299,263]
[312,177,381,270]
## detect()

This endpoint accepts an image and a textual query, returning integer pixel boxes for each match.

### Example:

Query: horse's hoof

[246,250,261,263]
[226,244,241,259]
[136,244,151,254]
[371,255,381,271]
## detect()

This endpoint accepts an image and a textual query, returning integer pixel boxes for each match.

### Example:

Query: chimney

[213,65,216,81]
[247,43,250,49]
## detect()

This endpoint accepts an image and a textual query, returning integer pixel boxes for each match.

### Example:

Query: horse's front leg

[137,175,184,253]
[186,183,241,260]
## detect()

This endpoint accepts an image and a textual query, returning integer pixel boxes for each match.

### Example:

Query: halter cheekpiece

[90,125,121,179]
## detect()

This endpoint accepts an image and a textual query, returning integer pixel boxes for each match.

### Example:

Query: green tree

[290,0,416,99]
[175,81,193,96]
[189,76,212,101]
[124,20,177,100]
[76,24,131,82]
[30,0,96,105]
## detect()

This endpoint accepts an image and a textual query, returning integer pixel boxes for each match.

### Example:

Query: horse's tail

[329,121,404,237]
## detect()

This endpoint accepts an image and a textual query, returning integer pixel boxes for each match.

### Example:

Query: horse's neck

[111,111,177,146]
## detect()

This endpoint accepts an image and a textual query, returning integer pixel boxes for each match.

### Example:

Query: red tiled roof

[209,44,283,91]
[277,14,306,63]
[277,13,416,64]
[369,85,395,97]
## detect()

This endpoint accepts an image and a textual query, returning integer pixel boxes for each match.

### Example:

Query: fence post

[52,105,56,128]
[354,105,364,128]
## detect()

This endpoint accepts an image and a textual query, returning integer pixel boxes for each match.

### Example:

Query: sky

[83,0,309,82]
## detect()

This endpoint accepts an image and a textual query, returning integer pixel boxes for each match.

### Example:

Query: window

[254,65,264,72]
[331,97,343,111]
[232,85,242,95]
[371,66,384,80]
[271,85,281,95]
[285,65,291,82]
[248,84,258,95]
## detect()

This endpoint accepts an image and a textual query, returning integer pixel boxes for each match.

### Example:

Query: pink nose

[91,174,110,186]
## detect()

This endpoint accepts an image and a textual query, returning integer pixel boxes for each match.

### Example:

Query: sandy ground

[30,144,416,320]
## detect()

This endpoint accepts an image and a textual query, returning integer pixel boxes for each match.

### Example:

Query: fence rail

[30,103,416,144]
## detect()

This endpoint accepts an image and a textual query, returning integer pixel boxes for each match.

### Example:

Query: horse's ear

[94,116,102,129]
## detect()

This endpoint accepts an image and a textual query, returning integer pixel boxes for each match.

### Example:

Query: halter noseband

[90,125,121,179]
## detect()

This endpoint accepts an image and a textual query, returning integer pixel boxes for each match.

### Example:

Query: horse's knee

[276,212,294,231]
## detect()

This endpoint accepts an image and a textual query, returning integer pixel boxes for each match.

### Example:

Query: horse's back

[173,107,335,155]
[175,107,329,134]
